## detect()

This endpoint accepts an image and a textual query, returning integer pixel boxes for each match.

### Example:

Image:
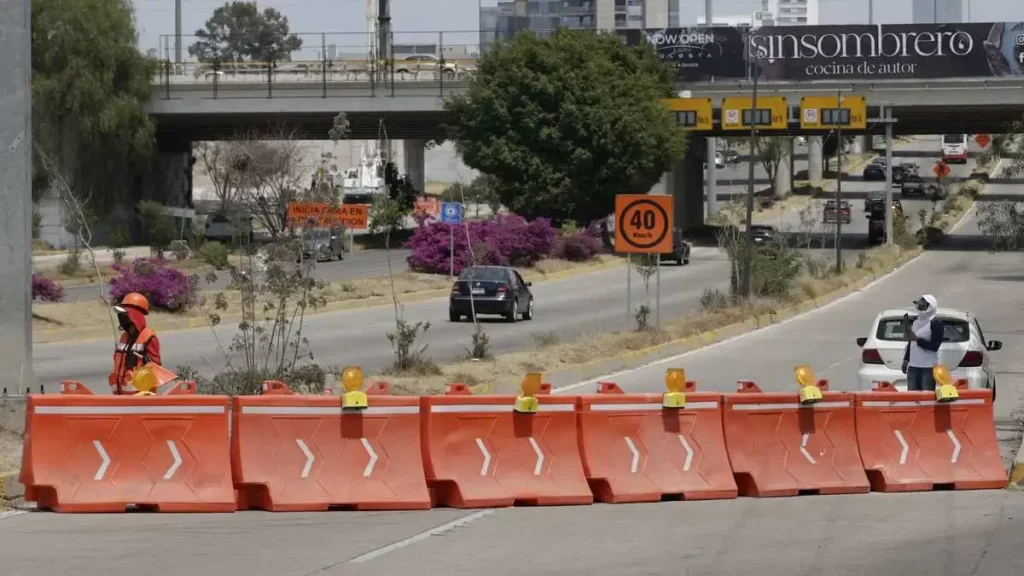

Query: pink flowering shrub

[405,215,559,275]
[32,274,66,302]
[108,258,196,312]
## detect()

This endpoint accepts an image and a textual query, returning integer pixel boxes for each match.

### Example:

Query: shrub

[405,214,558,275]
[137,200,176,253]
[199,241,230,269]
[168,239,190,261]
[554,232,602,262]
[109,257,196,312]
[57,250,82,276]
[32,274,65,302]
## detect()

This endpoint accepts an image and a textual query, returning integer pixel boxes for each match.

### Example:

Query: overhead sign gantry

[720,96,788,131]
[660,98,713,131]
[799,96,867,130]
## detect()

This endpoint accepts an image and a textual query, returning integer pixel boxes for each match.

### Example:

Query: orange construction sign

[855,384,1007,491]
[722,381,870,497]
[933,162,951,179]
[20,381,235,513]
[232,381,431,512]
[614,194,674,254]
[577,382,737,503]
[974,134,991,148]
[421,389,593,508]
[287,202,368,229]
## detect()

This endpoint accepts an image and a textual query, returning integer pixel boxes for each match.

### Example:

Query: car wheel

[683,256,690,265]
[522,298,534,321]
[449,308,460,322]
[337,249,344,261]
[442,68,456,79]
[506,299,518,323]
[396,68,409,75]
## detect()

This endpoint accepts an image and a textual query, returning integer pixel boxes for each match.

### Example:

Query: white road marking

[678,434,694,472]
[92,440,110,481]
[361,438,378,477]
[799,433,817,465]
[475,438,490,476]
[947,429,962,464]
[0,511,27,521]
[894,430,909,465]
[623,436,640,473]
[163,440,182,480]
[347,510,496,564]
[528,437,544,476]
[296,439,314,479]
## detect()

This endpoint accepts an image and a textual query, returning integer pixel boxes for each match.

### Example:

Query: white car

[855,307,1002,397]
[713,151,725,169]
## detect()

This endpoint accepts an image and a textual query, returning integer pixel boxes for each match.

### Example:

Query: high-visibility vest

[109,328,156,395]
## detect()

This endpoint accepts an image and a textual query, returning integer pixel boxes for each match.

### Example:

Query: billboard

[750,22,1024,81]
[622,27,747,81]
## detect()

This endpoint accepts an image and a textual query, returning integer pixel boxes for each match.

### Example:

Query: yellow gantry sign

[720,96,788,130]
[660,98,713,131]
[800,95,867,130]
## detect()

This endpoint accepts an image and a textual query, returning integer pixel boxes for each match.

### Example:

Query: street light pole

[834,91,843,274]
[742,56,758,299]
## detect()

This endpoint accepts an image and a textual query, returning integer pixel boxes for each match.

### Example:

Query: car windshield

[942,134,964,144]
[875,316,970,343]
[307,230,330,241]
[459,267,508,282]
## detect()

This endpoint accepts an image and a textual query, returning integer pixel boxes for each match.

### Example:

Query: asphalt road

[4,154,1023,575]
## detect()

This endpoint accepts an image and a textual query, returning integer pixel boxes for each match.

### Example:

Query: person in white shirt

[901,295,944,392]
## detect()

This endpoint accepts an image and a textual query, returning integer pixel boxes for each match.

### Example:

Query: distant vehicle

[941,133,969,164]
[864,190,886,212]
[449,265,534,323]
[862,158,887,181]
[865,198,903,245]
[205,212,254,245]
[713,151,725,169]
[300,227,345,262]
[891,162,918,184]
[855,307,1002,395]
[900,172,926,196]
[394,54,457,79]
[721,149,740,164]
[659,230,691,266]
[748,224,776,245]
[823,200,852,224]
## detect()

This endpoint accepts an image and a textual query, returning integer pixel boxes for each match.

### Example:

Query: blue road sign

[440,202,463,224]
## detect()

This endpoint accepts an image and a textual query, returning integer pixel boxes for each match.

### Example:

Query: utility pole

[377,0,391,81]
[868,0,873,24]
[0,0,36,393]
[882,106,897,246]
[175,0,182,62]
[834,91,843,274]
[742,53,758,299]
[705,0,718,219]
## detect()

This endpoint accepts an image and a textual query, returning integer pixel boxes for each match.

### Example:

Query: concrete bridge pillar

[403,139,426,195]
[666,135,705,232]
[774,141,792,198]
[808,136,824,182]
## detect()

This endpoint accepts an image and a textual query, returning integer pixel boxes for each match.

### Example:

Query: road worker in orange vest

[108,292,163,395]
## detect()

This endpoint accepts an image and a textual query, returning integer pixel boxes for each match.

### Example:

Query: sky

[134,0,1024,56]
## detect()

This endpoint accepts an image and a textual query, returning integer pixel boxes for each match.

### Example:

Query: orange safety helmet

[120,292,150,315]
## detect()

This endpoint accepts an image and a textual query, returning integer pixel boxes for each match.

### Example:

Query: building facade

[912,0,963,23]
[771,0,818,25]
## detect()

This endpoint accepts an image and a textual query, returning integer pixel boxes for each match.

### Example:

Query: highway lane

[32,247,731,391]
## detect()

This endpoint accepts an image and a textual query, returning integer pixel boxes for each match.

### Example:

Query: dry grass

[31,255,624,342]
[37,256,216,286]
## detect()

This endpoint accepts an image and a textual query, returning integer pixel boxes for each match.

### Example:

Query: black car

[823,200,852,224]
[862,158,887,181]
[449,265,534,323]
[659,231,691,266]
[300,227,345,262]
[900,173,926,196]
[721,149,740,164]
[749,224,776,245]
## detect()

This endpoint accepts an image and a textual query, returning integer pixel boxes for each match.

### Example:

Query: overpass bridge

[147,61,1024,144]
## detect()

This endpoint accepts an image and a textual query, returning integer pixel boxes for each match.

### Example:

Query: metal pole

[626,254,632,328]
[868,0,873,24]
[835,93,843,273]
[377,0,391,81]
[705,0,717,219]
[884,106,894,246]
[655,257,661,330]
[704,0,713,25]
[742,57,758,300]
[449,226,454,278]
[0,0,36,392]
[175,0,182,63]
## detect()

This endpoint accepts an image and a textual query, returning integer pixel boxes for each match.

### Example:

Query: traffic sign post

[799,95,867,130]
[440,202,463,278]
[614,194,674,330]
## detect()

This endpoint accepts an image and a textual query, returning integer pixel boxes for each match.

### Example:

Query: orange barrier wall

[20,381,235,513]
[855,387,1007,491]
[723,382,870,497]
[233,381,430,511]
[577,383,737,503]
[421,390,593,508]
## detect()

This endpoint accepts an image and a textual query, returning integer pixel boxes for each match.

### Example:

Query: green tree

[445,29,686,224]
[32,0,156,211]
[189,1,303,63]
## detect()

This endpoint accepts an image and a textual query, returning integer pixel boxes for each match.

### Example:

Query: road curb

[1009,438,1024,489]
[0,470,22,505]
[34,257,628,345]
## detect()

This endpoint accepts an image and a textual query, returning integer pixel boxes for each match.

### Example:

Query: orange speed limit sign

[614,194,674,254]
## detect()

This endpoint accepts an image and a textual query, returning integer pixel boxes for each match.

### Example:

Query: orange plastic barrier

[855,383,1007,491]
[233,381,430,511]
[577,382,737,503]
[20,381,235,513]
[421,386,593,508]
[723,381,870,497]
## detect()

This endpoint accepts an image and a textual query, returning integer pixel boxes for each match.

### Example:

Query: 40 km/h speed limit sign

[614,194,674,254]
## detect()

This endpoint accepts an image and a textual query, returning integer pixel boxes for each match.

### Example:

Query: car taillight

[496,286,507,296]
[861,348,884,364]
[450,283,460,295]
[958,351,984,368]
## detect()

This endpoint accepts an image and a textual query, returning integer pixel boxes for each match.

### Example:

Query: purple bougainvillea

[108,258,194,312]
[32,274,66,302]
[405,215,560,275]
